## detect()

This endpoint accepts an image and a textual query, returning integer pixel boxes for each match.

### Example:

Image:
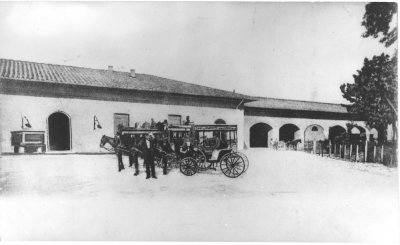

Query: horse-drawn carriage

[100,123,249,178]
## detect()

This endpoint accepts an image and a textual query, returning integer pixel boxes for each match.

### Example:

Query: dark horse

[100,135,142,156]
[286,139,302,150]
[100,135,143,173]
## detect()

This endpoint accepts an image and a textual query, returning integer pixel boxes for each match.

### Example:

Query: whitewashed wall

[0,94,244,153]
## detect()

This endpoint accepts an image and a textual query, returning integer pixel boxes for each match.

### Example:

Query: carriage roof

[167,125,192,132]
[120,124,238,135]
[121,127,163,135]
[193,125,237,131]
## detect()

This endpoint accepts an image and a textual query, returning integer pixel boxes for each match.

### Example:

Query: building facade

[0,58,374,154]
[0,59,246,154]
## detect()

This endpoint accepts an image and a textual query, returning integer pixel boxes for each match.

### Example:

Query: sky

[0,2,396,104]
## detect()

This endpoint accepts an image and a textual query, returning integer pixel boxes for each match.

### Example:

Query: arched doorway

[349,125,366,142]
[304,124,325,141]
[328,125,346,141]
[279,124,300,142]
[48,112,71,151]
[250,123,272,147]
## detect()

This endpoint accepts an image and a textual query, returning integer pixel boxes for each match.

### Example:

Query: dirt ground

[0,149,399,242]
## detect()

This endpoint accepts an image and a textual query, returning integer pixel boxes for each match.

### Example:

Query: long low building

[0,58,373,154]
[243,97,370,149]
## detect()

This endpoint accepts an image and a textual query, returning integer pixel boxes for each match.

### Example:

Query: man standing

[114,124,125,172]
[141,133,157,179]
[128,134,140,176]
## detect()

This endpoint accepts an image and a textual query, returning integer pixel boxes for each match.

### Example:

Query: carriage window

[204,131,213,139]
[168,114,181,125]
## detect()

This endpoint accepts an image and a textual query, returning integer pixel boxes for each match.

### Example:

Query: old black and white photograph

[0,1,398,242]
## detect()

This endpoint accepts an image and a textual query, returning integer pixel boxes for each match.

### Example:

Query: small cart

[11,131,46,153]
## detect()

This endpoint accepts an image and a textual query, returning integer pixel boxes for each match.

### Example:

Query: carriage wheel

[235,151,250,173]
[220,153,245,178]
[191,150,211,171]
[179,157,198,176]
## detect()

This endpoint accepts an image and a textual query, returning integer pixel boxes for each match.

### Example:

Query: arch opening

[328,125,346,141]
[369,128,379,141]
[304,124,325,141]
[349,125,366,142]
[279,124,300,142]
[250,123,272,147]
[48,112,71,151]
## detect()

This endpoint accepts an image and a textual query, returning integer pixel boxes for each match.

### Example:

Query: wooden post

[381,145,384,163]
[365,141,368,163]
[344,144,347,160]
[313,140,316,154]
[329,140,332,157]
[349,144,352,161]
[373,145,376,162]
[320,141,323,157]
[340,144,343,159]
[356,144,359,162]
[333,142,336,155]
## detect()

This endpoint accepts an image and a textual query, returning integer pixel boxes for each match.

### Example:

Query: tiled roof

[0,58,352,114]
[244,97,350,113]
[0,58,247,99]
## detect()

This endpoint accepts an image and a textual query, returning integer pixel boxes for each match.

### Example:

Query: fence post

[349,144,352,161]
[320,141,323,157]
[333,142,336,156]
[356,144,359,162]
[340,144,343,159]
[373,145,376,162]
[329,140,332,157]
[381,145,384,164]
[365,141,368,163]
[313,140,316,154]
[344,144,346,160]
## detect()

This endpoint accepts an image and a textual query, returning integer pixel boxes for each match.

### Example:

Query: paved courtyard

[0,149,399,241]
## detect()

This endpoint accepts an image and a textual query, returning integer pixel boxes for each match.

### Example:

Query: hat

[148,132,154,137]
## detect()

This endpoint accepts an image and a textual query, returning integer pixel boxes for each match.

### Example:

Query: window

[311,126,318,131]
[214,119,226,124]
[114,113,129,134]
[168,114,181,125]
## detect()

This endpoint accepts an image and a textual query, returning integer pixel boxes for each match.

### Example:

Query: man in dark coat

[114,124,125,172]
[141,133,157,179]
[127,135,140,176]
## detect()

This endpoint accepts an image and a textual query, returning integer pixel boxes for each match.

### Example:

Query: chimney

[108,65,113,72]
[130,69,136,78]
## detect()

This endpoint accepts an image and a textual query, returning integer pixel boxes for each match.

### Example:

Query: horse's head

[100,135,107,148]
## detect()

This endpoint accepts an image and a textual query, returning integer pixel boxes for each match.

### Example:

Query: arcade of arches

[249,122,374,148]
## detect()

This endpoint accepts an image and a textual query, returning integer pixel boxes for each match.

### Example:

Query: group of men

[114,124,172,179]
